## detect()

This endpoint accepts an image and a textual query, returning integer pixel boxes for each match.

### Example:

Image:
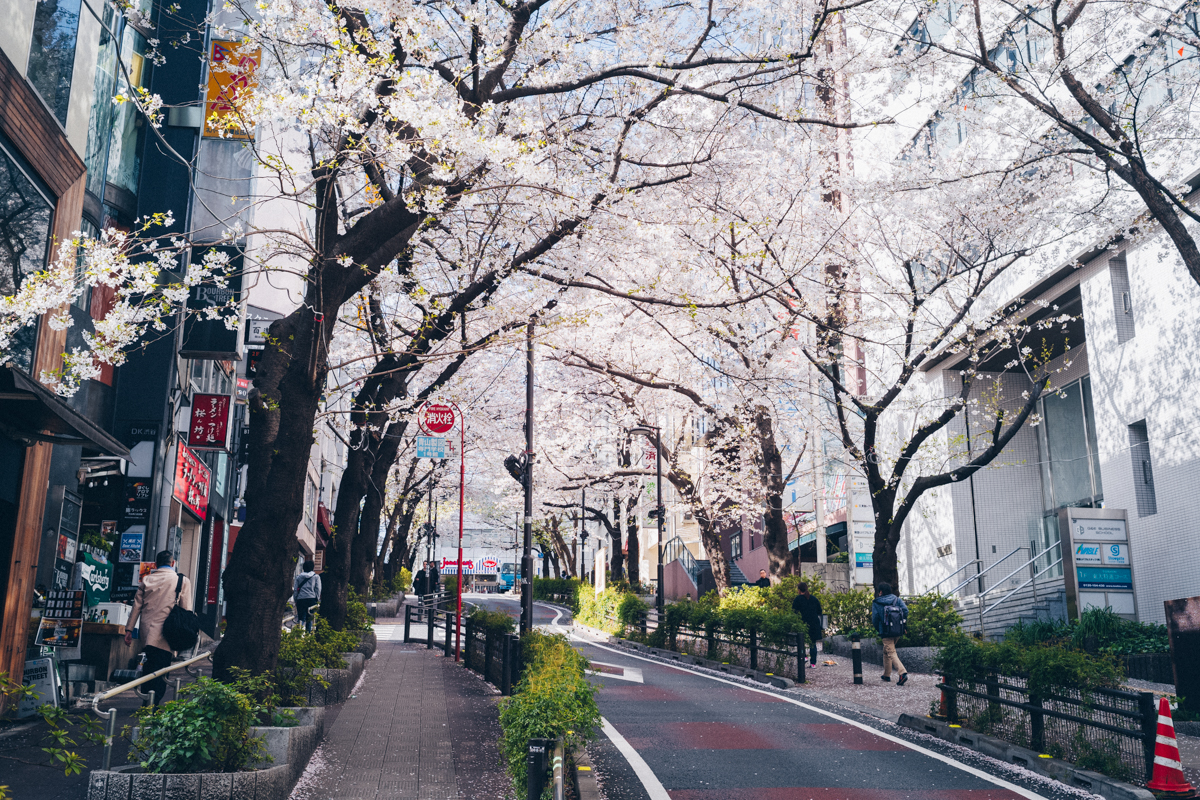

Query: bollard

[795,632,806,684]
[527,737,552,800]
[101,707,117,770]
[749,627,758,671]
[404,604,411,643]
[850,632,863,685]
[552,738,566,800]
[501,634,512,696]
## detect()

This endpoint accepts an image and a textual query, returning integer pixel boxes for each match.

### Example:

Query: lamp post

[628,425,664,614]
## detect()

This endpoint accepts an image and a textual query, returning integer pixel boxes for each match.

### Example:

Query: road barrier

[936,671,1159,783]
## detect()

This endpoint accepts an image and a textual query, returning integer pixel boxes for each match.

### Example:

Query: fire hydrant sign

[188,393,232,449]
[421,403,455,434]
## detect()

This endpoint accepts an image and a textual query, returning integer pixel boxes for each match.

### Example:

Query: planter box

[306,652,365,706]
[825,635,937,674]
[95,707,324,800]
[1119,653,1172,685]
[369,598,399,618]
[354,630,377,659]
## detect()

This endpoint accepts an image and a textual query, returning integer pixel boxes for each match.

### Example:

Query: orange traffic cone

[1148,696,1197,798]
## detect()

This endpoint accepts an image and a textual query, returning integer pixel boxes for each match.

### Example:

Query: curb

[598,634,794,690]
[573,743,601,800]
[898,714,1155,800]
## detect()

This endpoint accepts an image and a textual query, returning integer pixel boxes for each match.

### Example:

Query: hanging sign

[203,40,261,139]
[173,442,212,521]
[188,393,233,450]
[416,436,446,459]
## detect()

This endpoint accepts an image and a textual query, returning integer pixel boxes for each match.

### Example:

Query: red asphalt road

[473,596,1045,800]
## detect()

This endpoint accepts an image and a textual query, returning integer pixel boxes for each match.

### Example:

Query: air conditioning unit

[936,543,953,558]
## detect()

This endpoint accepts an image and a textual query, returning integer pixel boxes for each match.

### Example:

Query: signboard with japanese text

[416,436,446,459]
[173,442,212,521]
[1060,509,1137,620]
[180,246,244,360]
[188,393,232,450]
[119,532,143,563]
[203,40,261,139]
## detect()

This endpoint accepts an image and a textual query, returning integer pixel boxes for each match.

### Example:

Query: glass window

[104,34,147,195]
[1036,377,1103,512]
[0,136,56,371]
[84,4,120,198]
[26,0,84,126]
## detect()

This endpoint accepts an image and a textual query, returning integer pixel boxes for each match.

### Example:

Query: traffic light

[504,454,528,484]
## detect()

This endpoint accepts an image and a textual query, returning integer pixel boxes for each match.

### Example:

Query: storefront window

[0,136,55,371]
[26,0,83,126]
[83,3,150,201]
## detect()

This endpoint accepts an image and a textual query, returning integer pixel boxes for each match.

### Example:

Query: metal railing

[932,559,981,596]
[979,542,1063,631]
[662,536,703,588]
[938,670,1157,783]
[942,546,1028,598]
[89,645,215,769]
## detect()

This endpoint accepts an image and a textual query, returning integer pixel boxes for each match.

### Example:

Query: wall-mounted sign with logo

[245,317,271,345]
[173,442,212,521]
[1060,509,1137,620]
[180,246,245,360]
[188,393,232,450]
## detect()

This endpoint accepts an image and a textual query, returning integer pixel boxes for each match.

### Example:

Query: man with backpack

[791,582,823,667]
[124,550,194,705]
[871,581,909,686]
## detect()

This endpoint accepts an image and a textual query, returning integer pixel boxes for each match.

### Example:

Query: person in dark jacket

[753,569,771,588]
[429,561,441,592]
[871,581,909,685]
[414,563,429,597]
[791,582,823,666]
[293,560,322,632]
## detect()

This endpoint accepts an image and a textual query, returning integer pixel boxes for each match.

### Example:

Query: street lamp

[628,425,664,614]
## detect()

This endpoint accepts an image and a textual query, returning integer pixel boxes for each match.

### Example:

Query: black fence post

[794,632,806,684]
[501,635,512,696]
[1030,695,1045,752]
[749,628,758,672]
[403,604,411,643]
[444,611,453,658]
[707,627,716,660]
[427,608,435,649]
[986,673,1000,721]
[465,618,475,670]
[1139,691,1159,783]
[639,611,647,640]
[527,737,552,800]
[485,630,495,684]
[945,676,958,723]
[512,633,524,686]
[850,632,863,685]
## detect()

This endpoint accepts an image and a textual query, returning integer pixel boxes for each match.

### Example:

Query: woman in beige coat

[124,550,193,704]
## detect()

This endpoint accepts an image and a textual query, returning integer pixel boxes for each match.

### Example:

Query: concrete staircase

[956,581,1067,639]
[728,562,749,586]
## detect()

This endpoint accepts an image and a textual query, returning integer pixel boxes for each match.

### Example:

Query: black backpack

[162,574,201,652]
[880,598,908,639]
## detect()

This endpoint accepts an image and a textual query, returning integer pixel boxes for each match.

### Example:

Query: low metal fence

[608,610,809,682]
[938,672,1158,783]
[462,619,522,695]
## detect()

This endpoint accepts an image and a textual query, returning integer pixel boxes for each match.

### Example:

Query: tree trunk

[608,496,624,581]
[351,421,406,592]
[625,507,640,584]
[754,407,792,580]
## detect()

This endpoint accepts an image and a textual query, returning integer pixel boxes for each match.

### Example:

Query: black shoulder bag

[162,573,201,651]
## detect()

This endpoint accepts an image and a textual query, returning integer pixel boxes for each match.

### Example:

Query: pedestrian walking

[429,560,441,593]
[124,550,193,705]
[414,562,429,597]
[293,560,321,631]
[871,581,909,686]
[791,582,823,666]
[754,569,771,588]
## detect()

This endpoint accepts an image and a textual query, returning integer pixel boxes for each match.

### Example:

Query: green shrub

[499,632,600,791]
[576,585,629,634]
[935,632,1122,699]
[273,615,354,704]
[1005,608,1168,655]
[617,592,649,628]
[533,577,583,612]
[822,587,874,635]
[898,593,963,647]
[132,677,267,774]
[443,576,458,597]
[469,606,517,634]
[346,589,372,632]
[397,567,412,593]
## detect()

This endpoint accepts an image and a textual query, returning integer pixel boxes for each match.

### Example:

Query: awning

[0,365,131,458]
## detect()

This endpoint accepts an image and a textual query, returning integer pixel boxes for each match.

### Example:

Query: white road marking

[588,661,644,683]
[580,637,1051,800]
[601,717,672,800]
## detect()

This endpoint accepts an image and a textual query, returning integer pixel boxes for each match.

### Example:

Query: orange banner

[203,40,260,139]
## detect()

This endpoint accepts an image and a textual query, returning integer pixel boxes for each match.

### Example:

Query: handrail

[978,540,1060,602]
[945,546,1025,597]
[933,559,981,596]
[90,646,217,770]
[982,555,1064,618]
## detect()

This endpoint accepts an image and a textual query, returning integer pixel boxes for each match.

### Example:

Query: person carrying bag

[125,551,196,705]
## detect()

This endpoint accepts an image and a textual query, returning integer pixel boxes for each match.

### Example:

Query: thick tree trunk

[607,497,624,581]
[754,407,792,580]
[351,422,406,591]
[625,509,640,584]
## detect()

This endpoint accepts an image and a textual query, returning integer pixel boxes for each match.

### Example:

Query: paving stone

[87,770,108,800]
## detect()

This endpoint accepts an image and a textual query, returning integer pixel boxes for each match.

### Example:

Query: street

[469,597,1092,800]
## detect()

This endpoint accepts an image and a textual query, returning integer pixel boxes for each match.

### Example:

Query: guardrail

[937,671,1158,783]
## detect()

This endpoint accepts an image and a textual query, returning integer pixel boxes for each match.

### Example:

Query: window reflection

[0,137,55,371]
[27,0,83,126]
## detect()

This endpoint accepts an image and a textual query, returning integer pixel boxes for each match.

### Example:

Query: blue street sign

[416,436,446,459]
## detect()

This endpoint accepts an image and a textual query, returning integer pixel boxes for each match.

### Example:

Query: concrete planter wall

[306,652,365,706]
[354,630,378,659]
[91,707,325,800]
[825,635,937,674]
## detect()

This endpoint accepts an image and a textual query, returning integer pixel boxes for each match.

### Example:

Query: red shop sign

[174,441,212,521]
[188,393,232,450]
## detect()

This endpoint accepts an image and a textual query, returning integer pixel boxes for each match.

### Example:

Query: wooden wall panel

[0,49,84,196]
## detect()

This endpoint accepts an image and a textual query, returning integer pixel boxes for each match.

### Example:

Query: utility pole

[580,487,586,581]
[628,425,664,614]
[521,320,535,634]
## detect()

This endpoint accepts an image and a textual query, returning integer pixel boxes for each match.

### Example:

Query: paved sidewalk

[293,636,510,800]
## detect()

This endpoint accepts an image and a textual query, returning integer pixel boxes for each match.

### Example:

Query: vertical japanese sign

[174,442,212,521]
[203,40,261,139]
[188,393,232,450]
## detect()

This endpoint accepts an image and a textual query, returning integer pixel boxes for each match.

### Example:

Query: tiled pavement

[298,637,510,800]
